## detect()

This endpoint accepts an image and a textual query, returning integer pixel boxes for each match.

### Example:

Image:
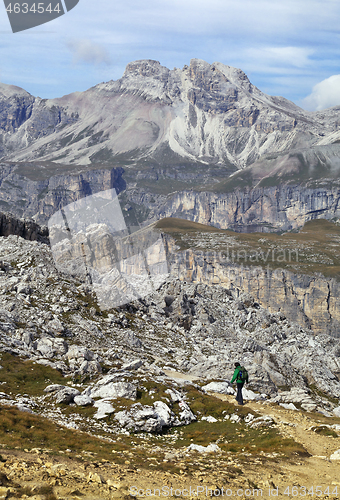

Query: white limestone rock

[333,407,340,418]
[187,443,221,453]
[74,395,94,406]
[36,337,54,358]
[22,331,34,348]
[301,403,317,412]
[93,400,115,419]
[330,449,340,460]
[16,404,33,413]
[165,388,183,402]
[177,400,196,425]
[280,403,298,410]
[90,381,137,400]
[202,381,235,395]
[122,359,143,371]
[243,388,262,401]
[54,387,80,404]
[153,401,173,427]
[114,401,175,433]
[201,415,218,423]
[44,384,65,393]
[249,416,274,429]
[67,345,94,362]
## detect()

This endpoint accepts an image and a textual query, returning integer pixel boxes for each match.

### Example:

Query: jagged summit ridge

[0,58,339,167]
[105,58,296,112]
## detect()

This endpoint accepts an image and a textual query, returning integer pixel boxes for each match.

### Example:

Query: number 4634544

[283,486,338,496]
[6,3,61,13]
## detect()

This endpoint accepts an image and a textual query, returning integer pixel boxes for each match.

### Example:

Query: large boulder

[74,395,94,406]
[90,381,137,400]
[114,401,174,433]
[93,400,115,419]
[67,345,94,362]
[270,388,316,406]
[54,387,80,404]
[36,337,68,358]
[177,400,196,425]
[122,359,143,371]
[36,337,54,358]
[153,401,173,427]
[202,381,235,395]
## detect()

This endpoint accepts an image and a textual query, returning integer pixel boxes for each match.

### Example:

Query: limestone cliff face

[0,212,48,243]
[0,163,125,224]
[163,236,340,337]
[145,185,340,231]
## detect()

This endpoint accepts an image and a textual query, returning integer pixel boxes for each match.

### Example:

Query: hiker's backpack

[237,366,248,382]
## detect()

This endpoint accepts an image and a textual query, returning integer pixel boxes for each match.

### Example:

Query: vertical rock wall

[164,238,340,337]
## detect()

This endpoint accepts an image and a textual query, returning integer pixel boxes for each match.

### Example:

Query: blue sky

[1,0,340,110]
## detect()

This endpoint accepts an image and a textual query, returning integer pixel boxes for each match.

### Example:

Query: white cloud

[246,47,314,69]
[66,39,111,65]
[302,75,340,111]
[1,0,340,102]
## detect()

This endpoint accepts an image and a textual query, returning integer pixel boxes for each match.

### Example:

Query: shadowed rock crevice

[0,212,48,243]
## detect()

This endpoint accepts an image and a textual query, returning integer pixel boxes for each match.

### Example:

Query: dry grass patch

[0,405,131,463]
[0,353,67,397]
[311,426,339,438]
[156,217,340,279]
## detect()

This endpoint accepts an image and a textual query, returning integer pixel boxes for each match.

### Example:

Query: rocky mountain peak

[123,59,170,79]
[1,58,340,167]
[0,82,32,98]
[119,58,256,106]
[188,59,252,91]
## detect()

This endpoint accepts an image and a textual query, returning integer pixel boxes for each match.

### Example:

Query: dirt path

[163,369,200,382]
[1,396,340,499]
[213,393,340,499]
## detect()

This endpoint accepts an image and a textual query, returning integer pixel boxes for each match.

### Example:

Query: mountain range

[1,59,340,232]
[1,58,340,170]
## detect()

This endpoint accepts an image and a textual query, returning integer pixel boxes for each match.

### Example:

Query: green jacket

[230,366,248,384]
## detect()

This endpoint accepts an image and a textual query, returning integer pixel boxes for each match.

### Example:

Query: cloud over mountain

[302,74,340,111]
[66,38,112,66]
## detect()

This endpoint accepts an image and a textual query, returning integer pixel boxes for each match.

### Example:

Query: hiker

[230,362,248,405]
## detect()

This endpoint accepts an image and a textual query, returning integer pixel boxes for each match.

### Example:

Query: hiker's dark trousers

[236,382,244,405]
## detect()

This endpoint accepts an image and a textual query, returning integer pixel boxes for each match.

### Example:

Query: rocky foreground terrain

[1,228,340,498]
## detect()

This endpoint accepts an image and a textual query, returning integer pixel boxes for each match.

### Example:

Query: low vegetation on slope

[156,217,340,280]
[0,353,307,473]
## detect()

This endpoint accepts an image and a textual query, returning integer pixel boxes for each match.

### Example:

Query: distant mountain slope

[1,59,340,169]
